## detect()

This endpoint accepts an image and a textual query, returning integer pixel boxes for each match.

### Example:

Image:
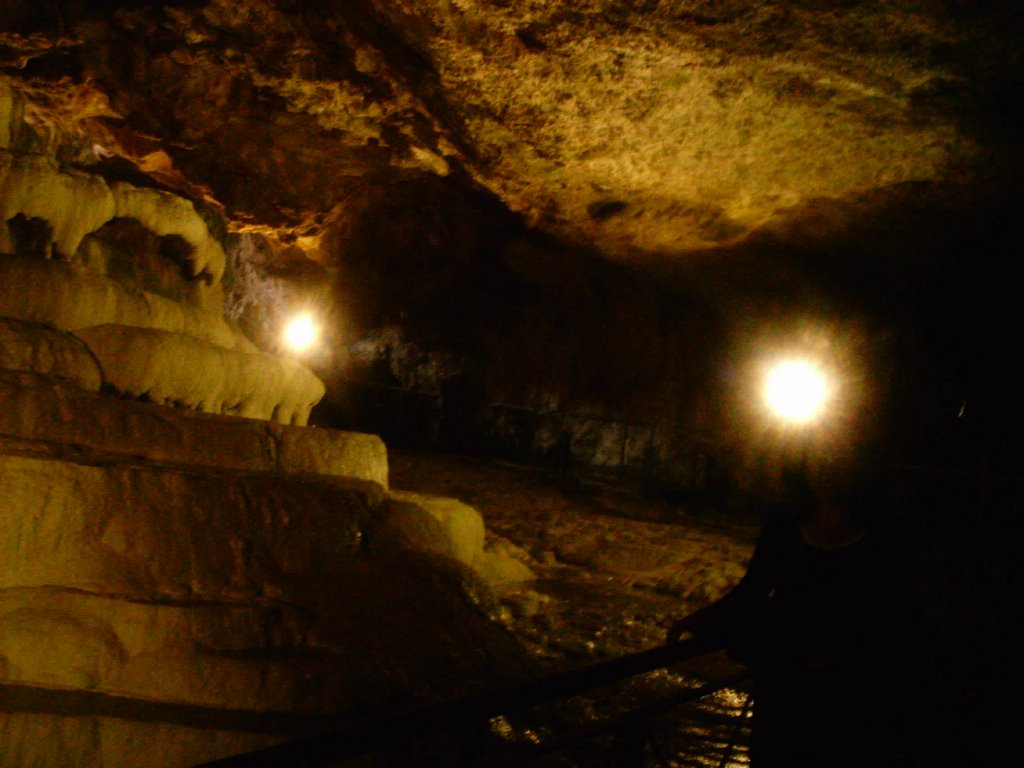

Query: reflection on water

[388,451,760,766]
[483,564,756,766]
[479,676,752,766]
[655,687,753,767]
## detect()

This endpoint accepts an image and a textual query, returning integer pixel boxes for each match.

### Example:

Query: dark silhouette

[667,438,918,767]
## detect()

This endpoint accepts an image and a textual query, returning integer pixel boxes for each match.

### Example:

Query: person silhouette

[666,435,917,767]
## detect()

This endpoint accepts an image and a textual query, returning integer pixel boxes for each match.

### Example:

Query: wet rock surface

[390,448,757,664]
[0,4,1009,763]
[0,373,539,767]
[390,449,760,765]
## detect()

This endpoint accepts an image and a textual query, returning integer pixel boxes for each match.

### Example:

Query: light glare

[283,313,319,353]
[764,359,829,424]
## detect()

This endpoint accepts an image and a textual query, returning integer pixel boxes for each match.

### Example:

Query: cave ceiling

[1,1,1021,285]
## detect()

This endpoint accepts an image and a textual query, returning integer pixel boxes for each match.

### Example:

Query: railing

[194,634,752,767]
[324,378,722,494]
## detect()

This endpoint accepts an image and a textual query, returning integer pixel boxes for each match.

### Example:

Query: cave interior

[1,1,1021,766]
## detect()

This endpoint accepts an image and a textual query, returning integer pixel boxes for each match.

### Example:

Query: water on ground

[389,451,761,767]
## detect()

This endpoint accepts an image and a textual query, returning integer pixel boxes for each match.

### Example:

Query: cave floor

[388,450,761,766]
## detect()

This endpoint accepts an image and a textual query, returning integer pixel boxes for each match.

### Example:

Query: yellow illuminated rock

[112,180,226,283]
[0,712,283,768]
[380,491,534,587]
[74,324,324,425]
[0,80,13,150]
[0,3,1005,765]
[0,442,537,765]
[0,454,364,596]
[0,318,102,391]
[0,257,249,350]
[0,587,318,708]
[0,371,387,490]
[0,154,225,283]
[0,256,330,426]
[382,491,486,568]
[273,421,389,490]
[0,154,115,260]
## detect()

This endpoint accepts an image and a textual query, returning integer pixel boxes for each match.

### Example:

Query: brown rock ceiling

[2,0,1020,262]
[2,1,1021,474]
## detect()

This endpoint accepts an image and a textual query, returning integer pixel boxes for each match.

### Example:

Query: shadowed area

[1,1,1017,766]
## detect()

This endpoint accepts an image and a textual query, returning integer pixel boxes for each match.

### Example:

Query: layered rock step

[0,372,534,767]
[0,367,387,488]
[0,257,324,425]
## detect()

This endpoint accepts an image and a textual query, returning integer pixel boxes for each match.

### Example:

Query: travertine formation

[0,155,225,296]
[1,1,1017,456]
[75,324,323,424]
[0,317,102,391]
[381,490,534,587]
[0,258,247,349]
[0,370,534,766]
[0,3,1017,764]
[0,27,538,764]
[1,78,326,425]
[0,97,532,755]
[0,371,384,484]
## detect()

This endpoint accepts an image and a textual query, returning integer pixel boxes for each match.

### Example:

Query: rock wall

[0,372,535,767]
[224,174,735,496]
[1,80,325,425]
[0,77,537,767]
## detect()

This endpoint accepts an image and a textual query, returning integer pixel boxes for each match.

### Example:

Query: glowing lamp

[282,312,319,353]
[763,359,829,425]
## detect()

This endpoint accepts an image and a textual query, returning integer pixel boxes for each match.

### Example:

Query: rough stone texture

[0,317,101,391]
[0,587,320,709]
[0,370,388,489]
[0,710,283,768]
[387,0,982,256]
[0,445,538,766]
[3,0,1018,260]
[0,453,368,597]
[0,371,277,472]
[273,421,388,490]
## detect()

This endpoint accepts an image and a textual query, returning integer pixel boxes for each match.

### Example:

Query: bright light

[282,312,319,353]
[763,359,830,425]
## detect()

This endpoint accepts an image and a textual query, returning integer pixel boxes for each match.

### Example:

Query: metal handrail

[194,634,747,767]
